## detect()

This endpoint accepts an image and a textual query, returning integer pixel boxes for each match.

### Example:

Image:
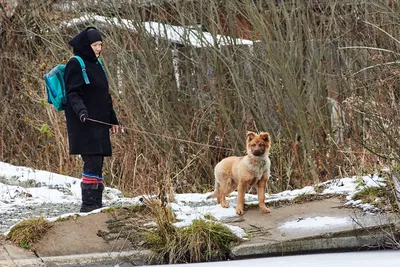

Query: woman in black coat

[64,27,119,212]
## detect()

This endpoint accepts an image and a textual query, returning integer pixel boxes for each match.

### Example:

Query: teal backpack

[44,56,106,111]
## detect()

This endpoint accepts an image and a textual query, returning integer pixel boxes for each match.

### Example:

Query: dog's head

[246,131,271,157]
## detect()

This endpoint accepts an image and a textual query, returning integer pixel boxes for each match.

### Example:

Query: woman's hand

[110,125,119,134]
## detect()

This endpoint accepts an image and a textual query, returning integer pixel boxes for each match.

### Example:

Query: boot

[80,183,99,212]
[95,183,104,208]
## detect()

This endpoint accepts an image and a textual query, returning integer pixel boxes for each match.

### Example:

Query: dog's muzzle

[252,150,264,156]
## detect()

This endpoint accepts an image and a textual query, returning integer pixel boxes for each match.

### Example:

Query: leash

[86,118,234,151]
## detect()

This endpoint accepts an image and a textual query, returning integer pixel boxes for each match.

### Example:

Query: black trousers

[81,154,104,183]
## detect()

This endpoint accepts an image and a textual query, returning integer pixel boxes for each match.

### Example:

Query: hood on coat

[68,27,103,62]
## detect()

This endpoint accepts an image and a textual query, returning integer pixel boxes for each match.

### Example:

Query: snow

[320,175,386,212]
[0,161,388,239]
[151,251,400,267]
[61,14,256,48]
[279,216,351,231]
[321,175,385,196]
[263,186,315,203]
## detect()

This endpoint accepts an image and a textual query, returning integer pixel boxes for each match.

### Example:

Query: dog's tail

[206,178,219,200]
[207,167,221,200]
[206,190,217,200]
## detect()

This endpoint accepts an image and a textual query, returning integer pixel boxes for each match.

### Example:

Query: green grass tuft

[353,186,386,204]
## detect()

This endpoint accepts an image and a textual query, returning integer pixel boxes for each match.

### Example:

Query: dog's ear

[246,131,256,142]
[259,132,270,143]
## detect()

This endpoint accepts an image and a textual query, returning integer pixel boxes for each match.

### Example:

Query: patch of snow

[344,201,379,213]
[324,175,386,211]
[322,175,385,197]
[53,0,80,12]
[321,178,358,195]
[264,186,316,204]
[170,201,247,239]
[61,14,256,48]
[344,199,362,206]
[224,224,247,239]
[279,216,351,231]
[195,205,239,221]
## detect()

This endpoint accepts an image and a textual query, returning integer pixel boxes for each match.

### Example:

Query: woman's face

[90,41,102,57]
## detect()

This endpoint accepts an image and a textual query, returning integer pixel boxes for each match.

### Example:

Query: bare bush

[1,0,399,196]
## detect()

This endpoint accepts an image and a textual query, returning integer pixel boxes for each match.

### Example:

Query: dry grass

[7,217,52,250]
[1,0,400,198]
[140,196,241,264]
[93,198,241,264]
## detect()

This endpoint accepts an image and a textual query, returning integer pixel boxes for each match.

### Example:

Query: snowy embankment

[0,161,387,238]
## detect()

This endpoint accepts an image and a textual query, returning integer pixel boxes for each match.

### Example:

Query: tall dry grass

[1,0,399,196]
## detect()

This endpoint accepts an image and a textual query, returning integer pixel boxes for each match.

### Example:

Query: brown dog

[207,131,271,215]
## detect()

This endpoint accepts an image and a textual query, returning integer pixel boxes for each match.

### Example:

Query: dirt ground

[33,206,155,257]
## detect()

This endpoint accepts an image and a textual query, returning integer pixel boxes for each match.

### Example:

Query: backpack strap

[73,55,90,84]
[97,58,108,79]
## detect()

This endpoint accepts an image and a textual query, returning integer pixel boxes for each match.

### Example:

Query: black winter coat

[64,27,118,156]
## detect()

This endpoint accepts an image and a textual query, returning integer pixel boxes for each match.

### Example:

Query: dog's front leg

[218,189,230,208]
[236,181,247,215]
[257,176,271,213]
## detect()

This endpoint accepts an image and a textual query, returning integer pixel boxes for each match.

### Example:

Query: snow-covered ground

[0,161,388,238]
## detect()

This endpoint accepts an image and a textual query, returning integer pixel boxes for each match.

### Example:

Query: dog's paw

[221,201,230,208]
[260,206,271,213]
[236,208,244,215]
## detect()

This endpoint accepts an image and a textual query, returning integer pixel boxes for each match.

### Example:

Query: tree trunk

[392,174,400,212]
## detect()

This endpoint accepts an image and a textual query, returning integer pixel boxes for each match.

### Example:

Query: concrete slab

[231,225,397,258]
[41,250,152,266]
[0,197,398,266]
[33,212,120,257]
[0,241,44,266]
[0,245,9,261]
[228,197,400,258]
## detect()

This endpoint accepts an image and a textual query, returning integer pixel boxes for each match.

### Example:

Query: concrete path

[230,197,399,258]
[0,238,43,266]
[0,197,398,266]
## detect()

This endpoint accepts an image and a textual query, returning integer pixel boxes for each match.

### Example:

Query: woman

[64,27,119,212]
